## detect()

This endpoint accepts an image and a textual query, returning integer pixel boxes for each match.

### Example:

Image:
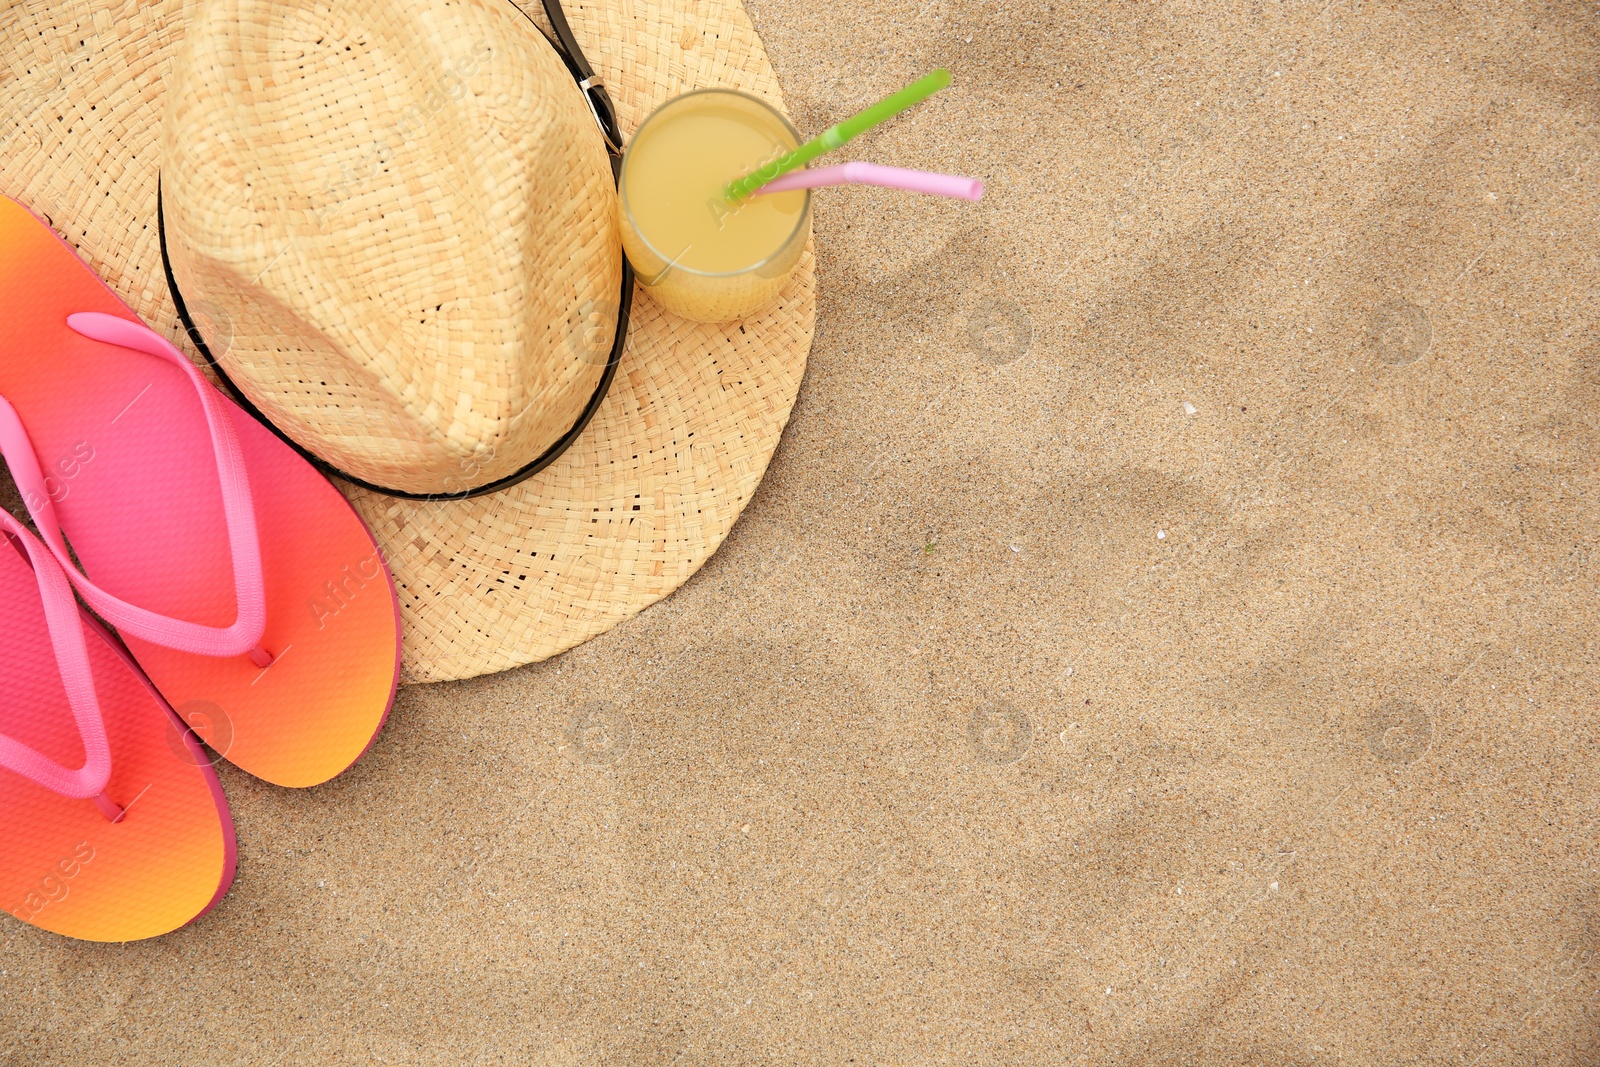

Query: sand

[4,0,1600,1063]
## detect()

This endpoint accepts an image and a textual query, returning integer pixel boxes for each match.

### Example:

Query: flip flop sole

[0,195,401,788]
[0,537,236,943]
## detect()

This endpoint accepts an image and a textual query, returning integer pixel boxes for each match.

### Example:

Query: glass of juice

[619,89,811,323]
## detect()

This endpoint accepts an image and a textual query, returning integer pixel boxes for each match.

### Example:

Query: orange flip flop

[0,514,236,942]
[0,194,400,787]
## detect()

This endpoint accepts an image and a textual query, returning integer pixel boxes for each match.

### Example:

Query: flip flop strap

[0,311,267,658]
[0,514,113,799]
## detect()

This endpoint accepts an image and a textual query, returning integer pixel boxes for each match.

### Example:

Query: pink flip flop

[0,194,401,788]
[0,512,236,942]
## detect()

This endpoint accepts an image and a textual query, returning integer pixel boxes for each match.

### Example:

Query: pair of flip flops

[0,195,401,942]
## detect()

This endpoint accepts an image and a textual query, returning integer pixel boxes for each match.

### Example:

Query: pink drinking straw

[753,162,984,201]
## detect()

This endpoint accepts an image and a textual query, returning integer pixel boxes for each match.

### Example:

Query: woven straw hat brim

[1,0,814,683]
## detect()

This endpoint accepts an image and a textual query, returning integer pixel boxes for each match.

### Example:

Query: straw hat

[1,0,814,682]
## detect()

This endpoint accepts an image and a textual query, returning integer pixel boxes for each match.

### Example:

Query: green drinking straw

[722,68,952,202]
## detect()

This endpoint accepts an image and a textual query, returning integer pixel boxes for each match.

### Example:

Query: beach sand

[3,0,1599,1062]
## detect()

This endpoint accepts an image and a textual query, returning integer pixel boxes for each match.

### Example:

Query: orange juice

[619,90,811,323]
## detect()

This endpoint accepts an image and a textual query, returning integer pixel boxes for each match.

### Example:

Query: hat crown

[163,0,621,494]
